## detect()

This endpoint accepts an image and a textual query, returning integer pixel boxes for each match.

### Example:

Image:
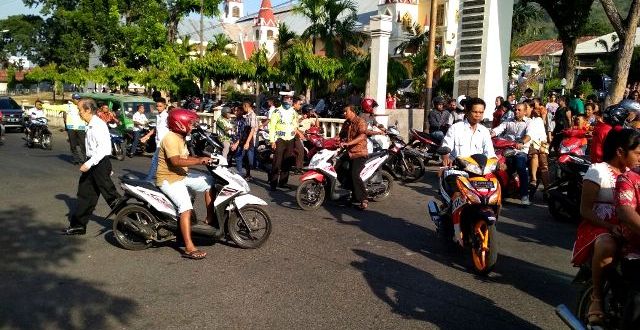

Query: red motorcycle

[492,137,521,199]
[409,128,442,164]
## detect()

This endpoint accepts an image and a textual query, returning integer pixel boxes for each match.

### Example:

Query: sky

[0,0,292,20]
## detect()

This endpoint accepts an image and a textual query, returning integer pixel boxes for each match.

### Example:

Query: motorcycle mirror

[436,146,451,155]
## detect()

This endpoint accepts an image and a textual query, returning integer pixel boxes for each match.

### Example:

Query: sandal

[357,200,368,211]
[182,249,207,260]
[587,295,605,325]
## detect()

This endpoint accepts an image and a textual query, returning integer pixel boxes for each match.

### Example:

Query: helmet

[619,99,640,113]
[602,104,629,127]
[361,98,378,114]
[168,108,199,136]
[301,104,314,114]
[71,93,81,100]
[456,95,467,111]
[433,96,445,105]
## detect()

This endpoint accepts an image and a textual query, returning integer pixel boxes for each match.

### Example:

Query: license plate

[471,181,494,189]
[9,118,18,122]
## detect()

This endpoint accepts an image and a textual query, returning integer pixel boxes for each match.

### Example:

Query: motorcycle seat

[413,129,441,143]
[367,151,387,161]
[121,176,163,193]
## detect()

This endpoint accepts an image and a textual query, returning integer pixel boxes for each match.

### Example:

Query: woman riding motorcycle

[572,128,640,325]
[590,104,629,163]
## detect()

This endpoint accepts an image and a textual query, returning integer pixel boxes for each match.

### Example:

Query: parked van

[79,93,157,131]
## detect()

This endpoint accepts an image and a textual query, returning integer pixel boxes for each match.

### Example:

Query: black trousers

[349,157,367,203]
[67,130,87,163]
[70,157,120,228]
[270,138,296,188]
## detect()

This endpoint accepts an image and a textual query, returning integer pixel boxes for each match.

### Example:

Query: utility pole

[423,0,438,132]
[199,0,204,58]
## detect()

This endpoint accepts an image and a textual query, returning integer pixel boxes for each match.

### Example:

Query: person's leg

[235,148,245,175]
[93,158,121,207]
[245,144,254,177]
[279,139,294,186]
[529,152,539,184]
[351,157,368,208]
[146,148,160,181]
[293,137,304,169]
[270,139,286,189]
[77,130,87,162]
[130,130,141,156]
[589,235,617,324]
[69,170,100,229]
[68,130,81,164]
[222,141,230,159]
[515,153,529,199]
[539,152,551,189]
[184,173,215,225]
[160,179,205,258]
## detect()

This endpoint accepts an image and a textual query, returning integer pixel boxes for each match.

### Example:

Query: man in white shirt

[62,98,120,235]
[491,103,532,205]
[441,97,496,165]
[128,104,149,157]
[142,98,169,181]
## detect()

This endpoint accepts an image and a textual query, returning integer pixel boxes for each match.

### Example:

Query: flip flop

[182,249,207,260]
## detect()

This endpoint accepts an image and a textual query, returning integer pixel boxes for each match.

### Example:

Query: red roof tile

[255,0,277,27]
[516,37,597,57]
[0,70,26,83]
[243,41,256,60]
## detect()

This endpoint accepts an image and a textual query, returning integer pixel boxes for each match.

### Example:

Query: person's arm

[566,110,572,126]
[581,181,615,229]
[483,129,496,158]
[343,120,367,147]
[268,112,277,148]
[441,124,456,166]
[244,115,257,150]
[141,128,155,142]
[491,123,505,137]
[167,155,210,167]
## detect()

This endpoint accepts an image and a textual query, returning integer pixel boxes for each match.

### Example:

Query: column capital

[369,14,393,37]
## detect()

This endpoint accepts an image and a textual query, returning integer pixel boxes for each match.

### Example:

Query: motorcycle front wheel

[113,142,126,161]
[296,180,326,210]
[227,206,272,249]
[470,220,498,275]
[42,134,52,150]
[399,153,425,183]
[112,205,154,251]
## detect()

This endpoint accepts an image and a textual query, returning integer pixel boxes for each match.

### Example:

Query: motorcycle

[427,147,501,275]
[409,128,443,164]
[295,138,394,210]
[108,123,126,161]
[25,117,53,150]
[108,125,272,250]
[255,128,272,170]
[545,129,591,222]
[125,123,156,157]
[492,137,521,199]
[384,126,426,182]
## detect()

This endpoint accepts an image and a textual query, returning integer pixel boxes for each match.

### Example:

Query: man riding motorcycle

[25,100,46,141]
[491,102,532,205]
[156,109,214,260]
[428,96,451,140]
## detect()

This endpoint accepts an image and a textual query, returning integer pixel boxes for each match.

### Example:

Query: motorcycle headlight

[460,160,483,176]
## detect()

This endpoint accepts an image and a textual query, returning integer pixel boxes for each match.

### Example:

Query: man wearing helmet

[591,100,640,163]
[427,96,451,140]
[156,109,215,259]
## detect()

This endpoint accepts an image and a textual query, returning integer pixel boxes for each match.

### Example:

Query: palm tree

[321,0,357,57]
[276,22,298,60]
[294,0,326,54]
[207,33,236,55]
[595,34,620,53]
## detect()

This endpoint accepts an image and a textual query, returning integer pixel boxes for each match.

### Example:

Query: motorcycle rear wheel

[370,171,394,201]
[296,180,326,210]
[470,220,498,275]
[227,206,272,249]
[113,205,154,251]
[399,153,425,183]
[576,279,616,327]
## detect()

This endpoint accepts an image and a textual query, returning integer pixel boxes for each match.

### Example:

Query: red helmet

[168,108,198,136]
[361,98,378,114]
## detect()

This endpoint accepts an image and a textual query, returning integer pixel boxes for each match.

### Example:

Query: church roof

[255,0,277,27]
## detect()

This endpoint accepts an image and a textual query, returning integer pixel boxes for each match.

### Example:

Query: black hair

[557,95,567,104]
[156,97,166,104]
[524,88,533,94]
[465,97,486,111]
[292,96,303,104]
[602,128,640,162]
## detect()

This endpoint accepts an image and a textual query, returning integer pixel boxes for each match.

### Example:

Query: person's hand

[199,157,210,165]
[243,143,250,150]
[271,142,276,150]
[340,141,348,149]
[441,154,451,167]
[515,143,523,150]
[141,136,149,143]
[79,164,89,172]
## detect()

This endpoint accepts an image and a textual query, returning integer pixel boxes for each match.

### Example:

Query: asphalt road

[0,129,578,329]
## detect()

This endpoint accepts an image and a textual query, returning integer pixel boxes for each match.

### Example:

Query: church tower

[378,0,420,55]
[222,0,243,24]
[253,0,278,58]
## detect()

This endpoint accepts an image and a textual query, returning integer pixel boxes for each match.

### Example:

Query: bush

[543,78,563,97]
[575,81,594,98]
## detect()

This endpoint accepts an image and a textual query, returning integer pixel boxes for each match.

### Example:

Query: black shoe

[269,185,277,191]
[61,226,86,235]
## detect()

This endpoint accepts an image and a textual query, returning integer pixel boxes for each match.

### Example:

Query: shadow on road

[351,249,537,329]
[0,204,138,329]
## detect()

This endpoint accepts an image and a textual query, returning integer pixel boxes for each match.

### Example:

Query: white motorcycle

[108,127,271,250]
[295,138,394,210]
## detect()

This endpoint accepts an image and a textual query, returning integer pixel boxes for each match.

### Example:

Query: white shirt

[492,118,531,153]
[527,117,548,145]
[443,120,496,159]
[29,108,45,120]
[132,112,148,131]
[83,115,112,169]
[155,110,169,145]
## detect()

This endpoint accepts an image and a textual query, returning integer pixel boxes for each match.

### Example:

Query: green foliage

[90,65,137,90]
[543,78,564,96]
[295,0,357,57]
[279,41,342,92]
[434,70,454,97]
[187,51,256,83]
[387,59,409,92]
[575,81,594,97]
[207,34,235,56]
[276,22,298,59]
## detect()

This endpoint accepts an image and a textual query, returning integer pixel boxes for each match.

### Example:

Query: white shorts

[160,173,214,214]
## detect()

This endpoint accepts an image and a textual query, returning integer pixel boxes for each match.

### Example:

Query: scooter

[492,137,521,199]
[295,138,394,210]
[25,117,53,150]
[385,126,426,182]
[409,128,443,164]
[426,147,501,275]
[108,125,271,250]
[108,123,126,161]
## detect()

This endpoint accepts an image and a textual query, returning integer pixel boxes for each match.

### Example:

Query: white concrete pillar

[453,0,514,119]
[368,15,393,127]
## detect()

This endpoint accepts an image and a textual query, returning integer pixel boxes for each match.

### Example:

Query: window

[255,30,260,40]
[0,98,21,109]
[123,102,157,119]
[232,6,240,18]
[436,4,445,26]
[267,30,274,40]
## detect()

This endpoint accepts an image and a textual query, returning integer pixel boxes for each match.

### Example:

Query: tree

[511,1,546,48]
[280,41,341,96]
[531,0,596,89]
[275,22,297,60]
[0,15,46,65]
[599,0,640,104]
[207,33,235,56]
[164,0,221,43]
[294,0,326,54]
[320,0,357,57]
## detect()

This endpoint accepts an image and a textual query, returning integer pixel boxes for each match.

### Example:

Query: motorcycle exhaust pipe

[554,304,586,330]
[121,218,155,240]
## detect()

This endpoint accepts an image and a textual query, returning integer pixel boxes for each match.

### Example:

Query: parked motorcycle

[125,123,156,157]
[108,125,272,250]
[295,138,394,210]
[255,128,272,170]
[108,123,126,161]
[546,129,591,222]
[427,147,501,275]
[492,137,521,199]
[409,128,443,164]
[385,126,425,182]
[25,117,53,150]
